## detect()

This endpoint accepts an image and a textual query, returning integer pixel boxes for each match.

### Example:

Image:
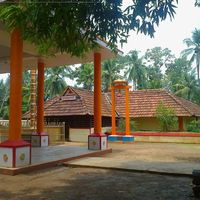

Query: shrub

[117,118,136,132]
[156,101,177,132]
[187,120,200,132]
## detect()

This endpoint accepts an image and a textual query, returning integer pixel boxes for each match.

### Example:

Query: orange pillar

[93,52,102,134]
[178,116,184,131]
[8,29,23,140]
[125,86,130,135]
[37,60,45,134]
[111,86,116,135]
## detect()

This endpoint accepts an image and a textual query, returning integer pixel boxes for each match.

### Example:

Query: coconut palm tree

[45,66,69,99]
[182,29,200,84]
[124,50,147,90]
[102,59,124,92]
[71,64,94,90]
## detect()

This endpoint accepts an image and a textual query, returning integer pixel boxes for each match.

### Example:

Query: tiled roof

[44,87,112,117]
[24,87,200,119]
[112,89,200,118]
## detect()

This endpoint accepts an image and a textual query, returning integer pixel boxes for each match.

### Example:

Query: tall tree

[45,66,69,99]
[182,28,200,83]
[144,47,175,89]
[71,64,94,90]
[102,58,124,92]
[124,50,147,90]
[0,1,178,56]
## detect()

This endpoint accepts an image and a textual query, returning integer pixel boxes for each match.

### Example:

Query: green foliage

[0,0,178,56]
[144,47,175,89]
[117,118,136,132]
[182,28,200,84]
[124,50,147,90]
[187,120,200,132]
[102,58,124,92]
[45,66,69,99]
[156,101,177,131]
[70,64,94,91]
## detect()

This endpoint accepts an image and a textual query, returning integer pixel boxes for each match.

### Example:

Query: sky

[0,0,200,80]
[121,0,200,57]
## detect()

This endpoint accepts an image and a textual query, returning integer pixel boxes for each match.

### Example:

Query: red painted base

[88,134,108,150]
[0,140,31,168]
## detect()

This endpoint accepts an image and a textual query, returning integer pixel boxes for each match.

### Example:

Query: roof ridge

[72,87,91,115]
[165,90,193,116]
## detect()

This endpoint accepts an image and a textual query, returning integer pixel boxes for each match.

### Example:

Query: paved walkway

[67,142,200,176]
[0,143,111,175]
[67,157,198,176]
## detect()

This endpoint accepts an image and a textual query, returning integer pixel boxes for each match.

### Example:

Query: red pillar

[37,61,45,134]
[0,29,31,168]
[88,52,107,150]
[9,29,23,140]
[125,86,130,135]
[93,52,102,134]
[111,86,116,135]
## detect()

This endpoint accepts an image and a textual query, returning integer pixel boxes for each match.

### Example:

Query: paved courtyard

[0,142,199,200]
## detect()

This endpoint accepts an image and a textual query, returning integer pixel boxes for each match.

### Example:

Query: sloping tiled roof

[44,87,112,117]
[112,89,200,118]
[24,87,200,119]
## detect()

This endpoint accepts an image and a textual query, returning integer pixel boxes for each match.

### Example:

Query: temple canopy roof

[0,22,116,74]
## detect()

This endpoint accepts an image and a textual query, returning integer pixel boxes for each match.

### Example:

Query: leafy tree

[45,66,69,99]
[124,50,147,90]
[156,101,177,131]
[144,47,175,89]
[182,29,200,84]
[70,64,94,90]
[0,0,178,56]
[102,58,124,92]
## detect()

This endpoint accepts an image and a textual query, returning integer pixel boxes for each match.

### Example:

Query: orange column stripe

[93,52,102,134]
[125,86,130,135]
[9,29,23,140]
[37,61,45,134]
[111,87,116,135]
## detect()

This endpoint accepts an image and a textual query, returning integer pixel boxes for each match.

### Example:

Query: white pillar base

[31,133,49,147]
[0,140,31,168]
[88,134,107,150]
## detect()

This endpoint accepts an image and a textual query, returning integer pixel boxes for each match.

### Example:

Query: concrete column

[37,61,45,134]
[9,29,23,140]
[111,86,116,135]
[93,52,102,134]
[125,86,130,135]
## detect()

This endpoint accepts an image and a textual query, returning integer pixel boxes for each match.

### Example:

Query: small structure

[42,87,115,142]
[108,80,134,142]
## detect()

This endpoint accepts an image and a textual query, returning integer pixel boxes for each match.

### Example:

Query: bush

[117,118,136,132]
[187,120,200,132]
[156,101,177,132]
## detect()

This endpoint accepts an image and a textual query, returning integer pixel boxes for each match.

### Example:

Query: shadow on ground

[0,166,195,200]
